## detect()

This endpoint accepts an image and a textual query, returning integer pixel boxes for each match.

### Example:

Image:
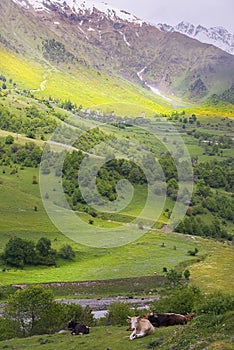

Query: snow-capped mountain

[12,0,143,25]
[157,21,234,55]
[4,0,234,102]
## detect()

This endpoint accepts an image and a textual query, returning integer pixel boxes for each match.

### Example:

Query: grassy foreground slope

[0,324,233,350]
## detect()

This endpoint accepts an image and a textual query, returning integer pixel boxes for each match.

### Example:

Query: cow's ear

[137,316,141,320]
[127,316,131,323]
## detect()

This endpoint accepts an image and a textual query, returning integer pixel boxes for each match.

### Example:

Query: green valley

[0,1,233,348]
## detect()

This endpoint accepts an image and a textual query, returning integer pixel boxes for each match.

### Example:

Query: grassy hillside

[1,46,233,117]
[0,149,233,293]
[0,47,173,117]
[0,87,233,293]
[0,322,233,350]
[0,165,202,283]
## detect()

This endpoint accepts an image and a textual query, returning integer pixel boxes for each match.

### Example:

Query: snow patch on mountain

[157,21,234,55]
[12,0,144,25]
[118,31,131,47]
[11,0,29,9]
[137,66,147,81]
[137,67,173,102]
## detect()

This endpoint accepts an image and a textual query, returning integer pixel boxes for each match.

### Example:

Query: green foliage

[0,140,42,167]
[0,285,17,301]
[59,99,76,111]
[34,302,94,335]
[0,103,58,136]
[73,127,110,152]
[36,237,52,257]
[58,244,75,260]
[147,339,164,349]
[194,159,234,193]
[35,237,57,266]
[188,248,199,256]
[151,285,202,315]
[206,85,234,105]
[0,318,19,341]
[183,269,190,280]
[105,301,133,326]
[195,293,234,315]
[6,285,54,336]
[62,146,146,207]
[1,285,94,340]
[2,237,36,268]
[42,39,76,64]
[176,216,231,241]
[2,237,74,268]
[165,269,182,288]
[5,135,14,144]
[166,177,178,200]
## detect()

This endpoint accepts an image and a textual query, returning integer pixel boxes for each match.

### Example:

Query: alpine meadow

[0,1,233,349]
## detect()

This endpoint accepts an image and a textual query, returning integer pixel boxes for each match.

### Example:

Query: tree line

[1,237,75,268]
[0,104,58,139]
[0,138,42,167]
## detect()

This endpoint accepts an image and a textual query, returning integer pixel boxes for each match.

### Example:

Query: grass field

[0,166,233,294]
[0,323,233,350]
[190,243,234,294]
[0,111,233,293]
[0,327,177,350]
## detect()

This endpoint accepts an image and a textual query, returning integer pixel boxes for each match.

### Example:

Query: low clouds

[106,0,234,33]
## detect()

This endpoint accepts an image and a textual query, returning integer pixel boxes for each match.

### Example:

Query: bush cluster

[1,237,75,268]
[0,286,94,340]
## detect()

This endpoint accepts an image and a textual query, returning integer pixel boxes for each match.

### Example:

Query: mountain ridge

[157,21,234,55]
[12,0,144,25]
[1,0,234,113]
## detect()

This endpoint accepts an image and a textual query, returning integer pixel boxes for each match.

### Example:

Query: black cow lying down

[144,312,188,327]
[67,320,89,335]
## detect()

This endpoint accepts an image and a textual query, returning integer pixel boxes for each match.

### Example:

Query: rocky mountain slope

[157,21,234,55]
[1,0,234,104]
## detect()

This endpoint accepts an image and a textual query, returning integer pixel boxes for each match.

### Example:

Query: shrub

[196,293,234,315]
[188,247,199,256]
[5,135,14,144]
[105,301,132,326]
[166,268,182,288]
[183,269,190,280]
[59,244,75,260]
[151,285,202,314]
[0,318,20,340]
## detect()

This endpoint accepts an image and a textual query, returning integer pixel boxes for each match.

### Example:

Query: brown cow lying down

[144,312,188,327]
[127,316,155,340]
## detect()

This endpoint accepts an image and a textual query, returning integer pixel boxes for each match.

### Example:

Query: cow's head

[84,326,89,334]
[127,316,140,329]
[186,313,195,321]
[67,320,76,329]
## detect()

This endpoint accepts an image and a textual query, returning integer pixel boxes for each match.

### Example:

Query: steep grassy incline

[0,47,172,116]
